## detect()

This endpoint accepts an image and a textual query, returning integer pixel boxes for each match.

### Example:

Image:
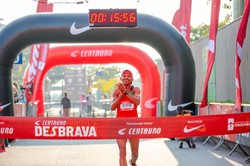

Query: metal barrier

[44,100,114,117]
[156,101,163,117]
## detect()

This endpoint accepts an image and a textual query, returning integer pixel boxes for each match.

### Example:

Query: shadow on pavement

[164,138,247,166]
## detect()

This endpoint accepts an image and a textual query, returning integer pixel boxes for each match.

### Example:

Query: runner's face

[120,73,133,85]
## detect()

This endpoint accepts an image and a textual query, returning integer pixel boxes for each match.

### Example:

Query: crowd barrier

[196,103,250,163]
[44,100,114,118]
[14,103,26,117]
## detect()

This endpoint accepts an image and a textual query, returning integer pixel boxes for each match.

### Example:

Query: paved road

[0,138,248,166]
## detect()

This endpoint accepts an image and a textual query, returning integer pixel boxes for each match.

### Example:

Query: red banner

[235,0,250,111]
[0,113,249,139]
[172,0,192,44]
[22,0,53,104]
[221,104,237,141]
[200,0,221,108]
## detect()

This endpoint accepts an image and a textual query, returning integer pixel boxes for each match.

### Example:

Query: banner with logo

[200,0,221,108]
[22,0,53,106]
[235,0,250,112]
[172,0,192,44]
[236,106,250,146]
[221,104,237,141]
[0,113,249,139]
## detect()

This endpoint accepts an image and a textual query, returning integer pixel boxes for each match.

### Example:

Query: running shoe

[129,159,137,166]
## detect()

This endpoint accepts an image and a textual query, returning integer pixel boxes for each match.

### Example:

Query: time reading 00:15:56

[89,9,137,27]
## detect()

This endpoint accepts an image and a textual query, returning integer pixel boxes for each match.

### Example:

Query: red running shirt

[116,94,138,118]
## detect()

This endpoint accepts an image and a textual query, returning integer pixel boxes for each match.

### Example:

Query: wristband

[124,90,129,95]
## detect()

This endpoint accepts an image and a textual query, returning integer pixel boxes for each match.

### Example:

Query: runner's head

[120,69,133,85]
[176,106,183,115]
[121,69,133,78]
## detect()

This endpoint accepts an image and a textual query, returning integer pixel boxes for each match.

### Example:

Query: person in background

[13,83,20,103]
[182,109,196,148]
[18,85,26,104]
[61,92,71,117]
[176,106,196,149]
[24,82,33,116]
[111,69,141,166]
[86,91,95,117]
[79,94,87,117]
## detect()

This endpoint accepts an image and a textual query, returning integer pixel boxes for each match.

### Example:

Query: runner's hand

[116,83,125,94]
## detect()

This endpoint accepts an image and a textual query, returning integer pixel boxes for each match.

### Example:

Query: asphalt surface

[0,138,249,166]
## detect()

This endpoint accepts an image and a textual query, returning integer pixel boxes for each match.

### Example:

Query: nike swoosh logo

[184,124,205,133]
[0,103,11,109]
[70,22,90,35]
[145,97,158,109]
[118,128,126,135]
[167,100,193,111]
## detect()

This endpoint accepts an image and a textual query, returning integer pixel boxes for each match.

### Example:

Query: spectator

[61,92,71,117]
[24,82,33,116]
[79,94,87,117]
[13,83,19,103]
[86,91,95,117]
[18,85,26,104]
[176,106,196,148]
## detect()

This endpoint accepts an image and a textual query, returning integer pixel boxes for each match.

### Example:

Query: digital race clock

[89,9,137,27]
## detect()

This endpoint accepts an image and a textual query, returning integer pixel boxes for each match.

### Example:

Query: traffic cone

[0,138,6,152]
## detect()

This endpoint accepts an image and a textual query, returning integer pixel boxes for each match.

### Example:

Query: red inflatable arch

[36,45,161,117]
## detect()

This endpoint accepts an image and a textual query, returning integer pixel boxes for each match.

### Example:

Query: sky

[0,0,231,77]
[0,0,230,26]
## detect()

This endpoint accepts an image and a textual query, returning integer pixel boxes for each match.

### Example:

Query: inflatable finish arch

[36,45,161,117]
[0,13,195,116]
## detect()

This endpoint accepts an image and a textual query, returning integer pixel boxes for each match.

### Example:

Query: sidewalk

[0,138,248,166]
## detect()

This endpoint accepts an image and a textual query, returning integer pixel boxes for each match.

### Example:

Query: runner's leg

[117,139,127,166]
[129,138,139,164]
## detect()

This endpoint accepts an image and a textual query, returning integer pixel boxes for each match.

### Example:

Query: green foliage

[190,13,232,43]
[222,0,232,10]
[190,0,232,43]
[190,24,210,43]
[87,65,122,97]
[91,78,120,97]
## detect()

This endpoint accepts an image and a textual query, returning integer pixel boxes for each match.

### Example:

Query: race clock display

[89,9,137,27]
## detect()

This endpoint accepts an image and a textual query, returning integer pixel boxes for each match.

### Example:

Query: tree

[190,23,210,43]
[91,78,120,98]
[190,14,232,43]
[190,0,232,43]
[87,65,122,97]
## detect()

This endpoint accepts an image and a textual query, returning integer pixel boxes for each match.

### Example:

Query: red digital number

[90,13,98,23]
[129,13,136,23]
[90,13,106,23]
[110,13,120,23]
[89,9,137,27]
[122,13,129,22]
[98,13,106,23]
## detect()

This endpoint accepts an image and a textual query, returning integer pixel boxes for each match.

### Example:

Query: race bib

[120,102,134,111]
